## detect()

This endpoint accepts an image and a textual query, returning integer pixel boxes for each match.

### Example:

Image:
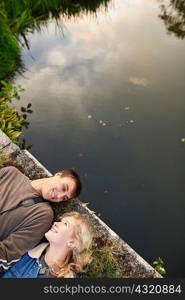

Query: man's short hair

[55,169,82,197]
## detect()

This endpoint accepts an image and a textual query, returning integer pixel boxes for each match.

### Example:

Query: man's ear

[55,172,63,177]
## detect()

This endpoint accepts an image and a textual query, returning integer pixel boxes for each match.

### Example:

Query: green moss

[0,153,11,168]
[51,200,78,221]
[0,153,26,174]
[83,238,117,278]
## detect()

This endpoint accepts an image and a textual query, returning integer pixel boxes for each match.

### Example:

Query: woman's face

[41,175,76,202]
[45,216,79,246]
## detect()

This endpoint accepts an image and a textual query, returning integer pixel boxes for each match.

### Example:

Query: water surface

[15,0,185,276]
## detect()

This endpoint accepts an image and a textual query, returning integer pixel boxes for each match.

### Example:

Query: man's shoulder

[0,165,23,176]
[32,202,54,219]
[24,203,54,231]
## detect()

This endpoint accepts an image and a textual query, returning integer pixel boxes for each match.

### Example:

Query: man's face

[41,175,76,202]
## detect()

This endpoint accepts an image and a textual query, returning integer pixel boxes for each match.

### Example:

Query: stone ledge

[0,129,162,278]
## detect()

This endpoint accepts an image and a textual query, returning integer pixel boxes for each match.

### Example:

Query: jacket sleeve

[0,206,53,273]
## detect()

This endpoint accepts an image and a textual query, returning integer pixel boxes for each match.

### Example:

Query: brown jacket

[0,166,54,273]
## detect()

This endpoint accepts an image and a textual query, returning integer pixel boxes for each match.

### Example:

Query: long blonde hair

[50,211,93,278]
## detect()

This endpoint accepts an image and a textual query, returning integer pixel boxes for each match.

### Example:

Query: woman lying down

[1,212,94,278]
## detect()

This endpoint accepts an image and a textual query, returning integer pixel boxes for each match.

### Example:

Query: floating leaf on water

[82,202,89,207]
[78,153,84,157]
[92,211,101,217]
[87,115,92,119]
[129,120,135,123]
[124,106,130,111]
[181,138,185,143]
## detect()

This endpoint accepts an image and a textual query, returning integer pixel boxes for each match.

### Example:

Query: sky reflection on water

[15,0,185,276]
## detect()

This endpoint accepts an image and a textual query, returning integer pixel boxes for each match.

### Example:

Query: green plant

[152,257,166,276]
[0,80,24,100]
[0,21,21,81]
[0,153,10,168]
[84,244,117,278]
[0,80,32,144]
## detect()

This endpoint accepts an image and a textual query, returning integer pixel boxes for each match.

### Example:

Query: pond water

[14,0,185,277]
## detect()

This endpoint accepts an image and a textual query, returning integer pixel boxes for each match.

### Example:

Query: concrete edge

[23,150,53,177]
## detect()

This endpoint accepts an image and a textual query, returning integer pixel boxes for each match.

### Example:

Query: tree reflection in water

[0,0,111,81]
[158,0,185,39]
